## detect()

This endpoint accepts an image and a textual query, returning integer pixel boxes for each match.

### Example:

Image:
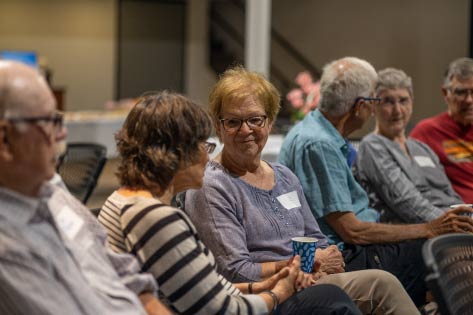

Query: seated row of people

[0,60,361,315]
[278,56,471,253]
[1,54,472,314]
[99,58,473,314]
[97,91,359,314]
[182,66,420,314]
[355,58,473,224]
[98,88,414,314]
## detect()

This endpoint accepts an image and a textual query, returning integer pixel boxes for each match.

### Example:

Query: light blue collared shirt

[279,109,379,248]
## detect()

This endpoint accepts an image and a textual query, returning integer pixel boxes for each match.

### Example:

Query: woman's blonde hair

[208,66,280,124]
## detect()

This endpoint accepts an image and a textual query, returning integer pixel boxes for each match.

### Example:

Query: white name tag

[55,206,84,240]
[277,191,301,210]
[414,156,436,168]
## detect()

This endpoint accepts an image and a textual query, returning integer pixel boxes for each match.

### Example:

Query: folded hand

[428,206,473,237]
[314,245,345,274]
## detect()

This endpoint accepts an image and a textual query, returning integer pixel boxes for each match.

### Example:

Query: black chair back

[422,233,473,315]
[57,142,107,204]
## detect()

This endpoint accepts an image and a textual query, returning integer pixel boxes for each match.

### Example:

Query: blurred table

[65,110,127,158]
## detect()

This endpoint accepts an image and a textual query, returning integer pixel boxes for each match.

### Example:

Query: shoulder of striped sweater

[123,198,180,219]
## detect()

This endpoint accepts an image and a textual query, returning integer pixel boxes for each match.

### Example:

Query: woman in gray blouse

[354,68,463,223]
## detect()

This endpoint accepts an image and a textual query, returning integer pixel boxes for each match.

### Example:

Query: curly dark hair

[115,91,212,192]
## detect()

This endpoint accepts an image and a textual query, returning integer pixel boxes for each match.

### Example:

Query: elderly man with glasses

[411,57,473,203]
[0,61,170,314]
[278,57,473,308]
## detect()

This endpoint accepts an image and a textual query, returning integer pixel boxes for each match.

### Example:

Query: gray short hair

[318,57,377,117]
[376,68,413,98]
[443,57,473,87]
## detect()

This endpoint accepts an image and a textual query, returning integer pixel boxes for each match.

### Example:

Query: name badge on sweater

[414,156,436,168]
[277,191,301,209]
[56,206,84,240]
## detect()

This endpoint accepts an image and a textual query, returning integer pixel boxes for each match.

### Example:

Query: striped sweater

[98,191,266,315]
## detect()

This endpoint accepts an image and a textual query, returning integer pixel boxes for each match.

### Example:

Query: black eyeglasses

[204,141,217,154]
[7,111,64,134]
[353,97,382,106]
[219,115,267,132]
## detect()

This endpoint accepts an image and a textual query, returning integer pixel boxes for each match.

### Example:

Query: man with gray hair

[279,57,473,307]
[0,61,170,314]
[411,57,473,203]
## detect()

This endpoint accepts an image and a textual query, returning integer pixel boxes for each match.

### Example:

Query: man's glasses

[204,141,216,154]
[353,97,382,106]
[219,115,267,132]
[449,87,473,101]
[7,111,64,135]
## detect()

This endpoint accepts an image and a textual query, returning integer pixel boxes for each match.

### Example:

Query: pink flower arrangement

[286,71,320,121]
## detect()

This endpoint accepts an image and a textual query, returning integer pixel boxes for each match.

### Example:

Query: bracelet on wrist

[262,290,279,313]
[248,282,254,294]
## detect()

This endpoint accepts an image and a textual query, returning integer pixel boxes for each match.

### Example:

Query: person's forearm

[260,260,289,279]
[343,221,432,244]
[139,292,173,315]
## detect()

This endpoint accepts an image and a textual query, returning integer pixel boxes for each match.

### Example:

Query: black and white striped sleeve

[120,200,267,315]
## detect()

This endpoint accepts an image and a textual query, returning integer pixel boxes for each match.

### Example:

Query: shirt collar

[0,182,55,225]
[310,109,349,154]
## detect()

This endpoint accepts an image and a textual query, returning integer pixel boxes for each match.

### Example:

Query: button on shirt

[279,109,379,248]
[0,184,156,315]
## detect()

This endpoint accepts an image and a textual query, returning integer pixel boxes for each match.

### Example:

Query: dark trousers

[343,239,427,307]
[277,284,362,315]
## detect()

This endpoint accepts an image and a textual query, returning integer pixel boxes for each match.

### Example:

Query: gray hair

[443,57,473,88]
[318,57,377,117]
[376,68,413,98]
[0,60,36,119]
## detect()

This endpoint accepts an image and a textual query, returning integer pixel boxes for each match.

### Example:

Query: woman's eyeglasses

[219,115,267,132]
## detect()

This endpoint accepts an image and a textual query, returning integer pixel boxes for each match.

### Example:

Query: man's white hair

[318,57,377,117]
